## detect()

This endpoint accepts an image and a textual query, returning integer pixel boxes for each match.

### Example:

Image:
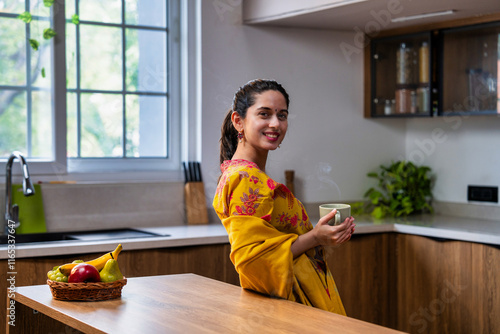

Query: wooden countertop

[9,274,405,333]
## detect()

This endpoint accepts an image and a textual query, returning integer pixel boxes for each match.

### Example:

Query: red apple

[68,263,101,283]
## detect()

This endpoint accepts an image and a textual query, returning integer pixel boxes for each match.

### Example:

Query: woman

[212,79,355,315]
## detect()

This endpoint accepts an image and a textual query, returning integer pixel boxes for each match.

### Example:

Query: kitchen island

[7,274,404,334]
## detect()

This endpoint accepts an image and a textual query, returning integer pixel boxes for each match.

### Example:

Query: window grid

[0,0,181,175]
[69,0,169,159]
[0,3,52,158]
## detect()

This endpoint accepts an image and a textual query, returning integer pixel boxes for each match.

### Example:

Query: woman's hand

[313,209,355,248]
[291,209,355,258]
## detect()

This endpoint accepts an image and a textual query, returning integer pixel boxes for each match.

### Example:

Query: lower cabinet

[327,233,500,334]
[396,234,500,334]
[327,233,397,329]
[0,243,240,331]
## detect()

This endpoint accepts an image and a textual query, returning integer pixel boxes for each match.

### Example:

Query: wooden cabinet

[365,14,500,118]
[328,233,500,334]
[440,22,500,115]
[0,243,240,331]
[370,33,433,117]
[327,233,398,329]
[396,234,500,334]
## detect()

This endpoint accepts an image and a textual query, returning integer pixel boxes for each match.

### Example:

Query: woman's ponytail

[219,109,238,164]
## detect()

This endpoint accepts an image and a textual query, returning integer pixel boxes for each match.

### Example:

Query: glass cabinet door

[440,22,500,115]
[371,32,432,117]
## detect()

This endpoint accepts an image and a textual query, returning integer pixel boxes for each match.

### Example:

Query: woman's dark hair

[219,79,289,164]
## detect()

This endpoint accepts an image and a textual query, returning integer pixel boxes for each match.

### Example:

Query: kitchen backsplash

[0,182,185,232]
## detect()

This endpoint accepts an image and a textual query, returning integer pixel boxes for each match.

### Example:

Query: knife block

[184,182,209,224]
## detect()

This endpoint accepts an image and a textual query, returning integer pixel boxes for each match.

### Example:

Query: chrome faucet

[3,151,35,235]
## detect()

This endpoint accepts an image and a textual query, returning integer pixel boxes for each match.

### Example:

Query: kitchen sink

[0,231,73,244]
[66,229,162,241]
[0,228,166,245]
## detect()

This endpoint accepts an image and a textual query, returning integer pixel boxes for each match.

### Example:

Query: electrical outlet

[467,185,498,203]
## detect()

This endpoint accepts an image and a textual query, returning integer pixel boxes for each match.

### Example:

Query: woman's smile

[264,131,280,141]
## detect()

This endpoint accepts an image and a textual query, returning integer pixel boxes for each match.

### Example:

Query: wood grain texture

[326,233,397,329]
[8,274,405,334]
[364,38,372,118]
[396,234,500,334]
[1,243,240,330]
[185,182,209,224]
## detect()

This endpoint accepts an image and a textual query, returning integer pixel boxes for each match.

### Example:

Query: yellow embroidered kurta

[213,159,346,315]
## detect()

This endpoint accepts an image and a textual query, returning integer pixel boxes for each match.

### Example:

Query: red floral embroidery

[267,178,276,190]
[238,171,249,180]
[302,207,308,221]
[234,202,259,216]
[290,214,298,227]
[240,188,262,204]
[261,214,271,222]
[249,175,259,184]
[233,187,263,216]
[278,212,289,224]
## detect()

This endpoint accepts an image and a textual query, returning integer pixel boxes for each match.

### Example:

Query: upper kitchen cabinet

[440,22,500,115]
[367,18,500,118]
[243,0,500,31]
[370,32,433,117]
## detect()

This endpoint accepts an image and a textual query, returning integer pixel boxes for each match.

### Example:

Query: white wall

[201,0,406,205]
[405,116,500,204]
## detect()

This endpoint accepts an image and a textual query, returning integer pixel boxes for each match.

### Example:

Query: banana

[59,244,123,276]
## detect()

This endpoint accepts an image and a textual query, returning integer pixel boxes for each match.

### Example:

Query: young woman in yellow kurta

[213,79,355,315]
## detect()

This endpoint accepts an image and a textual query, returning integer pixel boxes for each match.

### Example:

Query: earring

[237,131,244,143]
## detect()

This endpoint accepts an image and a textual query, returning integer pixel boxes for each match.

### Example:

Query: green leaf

[369,190,382,201]
[363,188,375,198]
[41,67,46,78]
[18,11,32,23]
[372,206,385,219]
[43,0,55,7]
[367,172,379,178]
[43,28,57,40]
[71,14,80,25]
[29,39,39,51]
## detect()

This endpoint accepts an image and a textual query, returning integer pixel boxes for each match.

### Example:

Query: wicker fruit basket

[47,278,127,301]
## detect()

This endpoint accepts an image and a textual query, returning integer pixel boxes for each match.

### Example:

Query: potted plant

[354,160,434,219]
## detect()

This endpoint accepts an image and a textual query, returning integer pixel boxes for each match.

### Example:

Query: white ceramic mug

[319,204,351,226]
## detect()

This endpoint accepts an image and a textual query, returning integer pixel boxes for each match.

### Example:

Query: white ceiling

[243,0,500,31]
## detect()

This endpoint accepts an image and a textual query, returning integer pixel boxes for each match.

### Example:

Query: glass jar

[384,99,392,115]
[395,88,412,113]
[419,42,429,84]
[396,43,413,85]
[417,86,430,113]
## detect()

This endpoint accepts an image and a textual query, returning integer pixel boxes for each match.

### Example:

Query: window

[0,0,184,177]
[0,0,54,160]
